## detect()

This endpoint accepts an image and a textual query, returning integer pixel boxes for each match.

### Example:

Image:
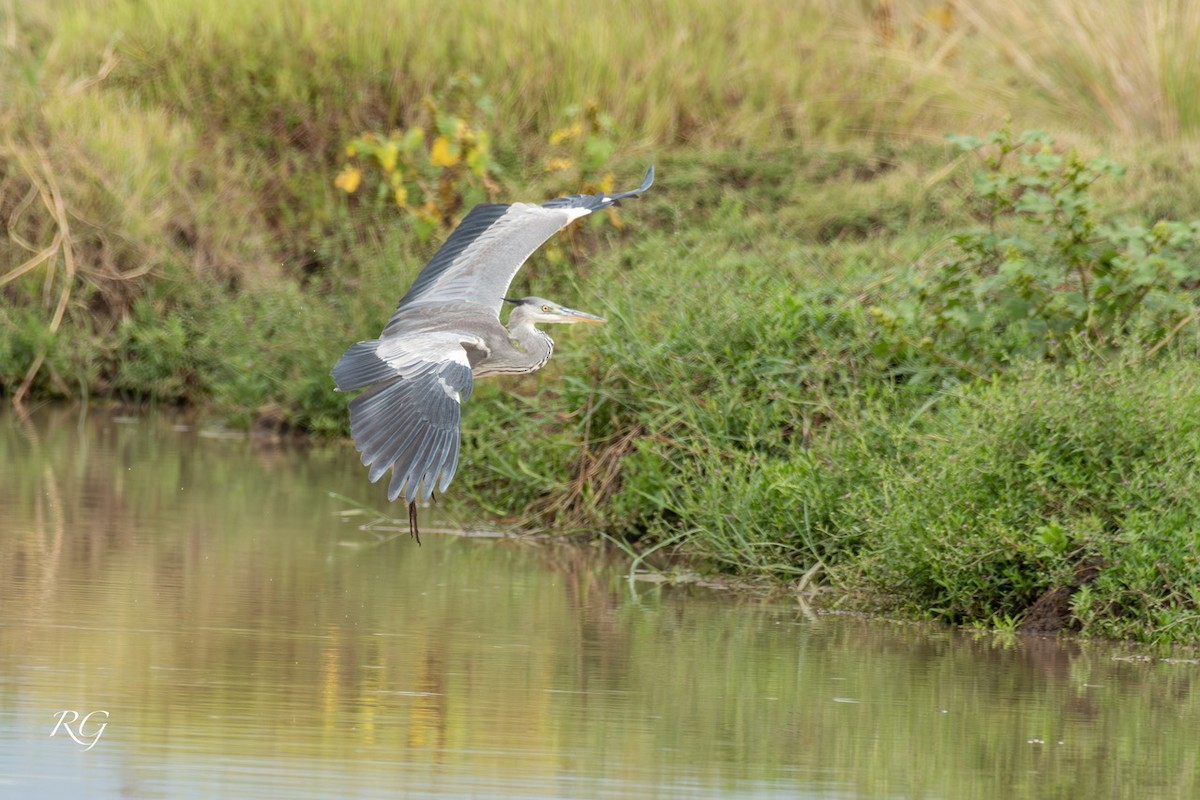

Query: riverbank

[6,1,1200,642]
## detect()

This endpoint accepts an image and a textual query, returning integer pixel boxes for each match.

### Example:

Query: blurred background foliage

[5,0,1200,639]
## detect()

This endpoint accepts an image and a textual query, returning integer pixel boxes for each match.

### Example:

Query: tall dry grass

[961,0,1200,139]
[9,0,966,147]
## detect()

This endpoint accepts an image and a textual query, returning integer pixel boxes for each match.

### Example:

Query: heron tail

[331,339,394,391]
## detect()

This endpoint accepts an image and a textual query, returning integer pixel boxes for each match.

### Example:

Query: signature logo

[50,710,109,751]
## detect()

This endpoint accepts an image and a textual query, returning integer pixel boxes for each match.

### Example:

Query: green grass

[6,1,1200,642]
[848,359,1200,643]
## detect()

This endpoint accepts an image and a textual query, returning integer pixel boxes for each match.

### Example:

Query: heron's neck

[505,309,554,373]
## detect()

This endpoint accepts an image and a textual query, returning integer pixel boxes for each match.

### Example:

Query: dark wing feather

[347,360,474,503]
[390,166,654,317]
[395,203,512,310]
[331,339,393,391]
[333,331,479,503]
[541,164,654,212]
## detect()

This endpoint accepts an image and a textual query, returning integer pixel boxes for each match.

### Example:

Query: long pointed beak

[559,307,606,324]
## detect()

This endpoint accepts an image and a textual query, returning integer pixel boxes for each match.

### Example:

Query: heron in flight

[332,166,654,542]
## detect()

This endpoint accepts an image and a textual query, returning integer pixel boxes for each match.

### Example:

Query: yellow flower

[394,185,409,207]
[379,141,398,173]
[430,136,460,167]
[549,122,584,145]
[417,200,442,224]
[334,166,362,193]
[924,3,955,32]
[544,157,575,173]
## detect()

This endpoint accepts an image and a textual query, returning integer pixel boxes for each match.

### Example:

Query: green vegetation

[5,0,1200,642]
[873,127,1200,374]
[851,360,1200,643]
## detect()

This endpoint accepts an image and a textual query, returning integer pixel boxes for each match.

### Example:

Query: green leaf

[945,132,983,151]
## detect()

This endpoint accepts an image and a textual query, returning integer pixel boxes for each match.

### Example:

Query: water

[1,407,1198,799]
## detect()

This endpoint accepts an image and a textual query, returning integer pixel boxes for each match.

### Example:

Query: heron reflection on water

[332,166,654,543]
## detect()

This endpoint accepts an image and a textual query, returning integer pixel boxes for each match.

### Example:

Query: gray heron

[332,166,654,543]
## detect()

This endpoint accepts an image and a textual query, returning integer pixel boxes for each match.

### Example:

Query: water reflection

[1,406,1198,799]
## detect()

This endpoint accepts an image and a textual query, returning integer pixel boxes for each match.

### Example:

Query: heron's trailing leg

[407,501,422,546]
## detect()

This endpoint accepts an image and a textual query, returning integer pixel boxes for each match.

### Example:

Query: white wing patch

[375,332,478,376]
[561,206,592,223]
[437,376,462,404]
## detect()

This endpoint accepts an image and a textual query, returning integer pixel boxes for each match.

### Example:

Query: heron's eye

[541,305,551,313]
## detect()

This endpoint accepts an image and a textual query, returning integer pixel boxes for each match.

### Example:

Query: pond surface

[1,406,1198,799]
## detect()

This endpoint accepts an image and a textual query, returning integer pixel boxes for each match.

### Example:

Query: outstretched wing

[333,332,478,504]
[393,165,654,318]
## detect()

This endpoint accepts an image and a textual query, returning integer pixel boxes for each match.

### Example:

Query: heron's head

[503,296,606,325]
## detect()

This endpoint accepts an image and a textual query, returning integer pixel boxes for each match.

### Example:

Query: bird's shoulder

[380,301,505,353]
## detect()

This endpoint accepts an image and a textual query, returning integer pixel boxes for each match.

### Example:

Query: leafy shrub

[542,101,625,226]
[334,74,500,241]
[544,102,618,181]
[872,128,1200,379]
[112,299,193,399]
[850,359,1200,641]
